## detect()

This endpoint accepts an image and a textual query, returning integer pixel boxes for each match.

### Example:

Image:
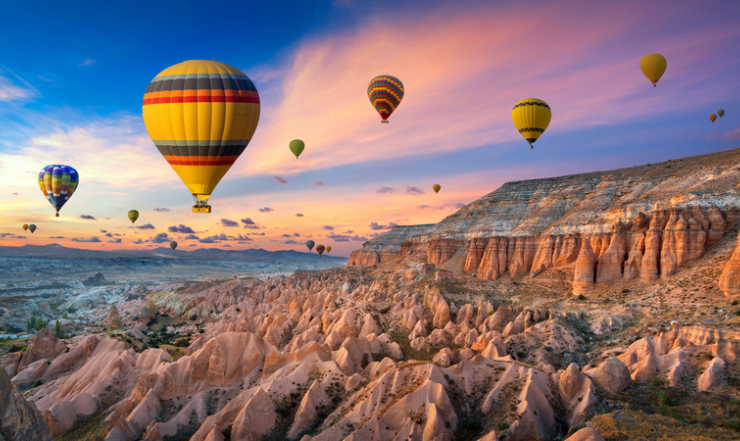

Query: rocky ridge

[349,148,740,296]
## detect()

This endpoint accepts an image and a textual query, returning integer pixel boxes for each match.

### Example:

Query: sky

[1,0,740,258]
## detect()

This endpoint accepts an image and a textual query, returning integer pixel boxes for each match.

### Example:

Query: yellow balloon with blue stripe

[512,98,551,149]
[142,60,260,213]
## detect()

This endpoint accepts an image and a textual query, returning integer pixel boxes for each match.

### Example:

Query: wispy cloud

[314,180,324,186]
[220,218,239,227]
[168,224,195,234]
[327,232,368,242]
[79,214,96,220]
[707,128,740,141]
[370,222,397,230]
[295,213,304,217]
[258,207,274,213]
[150,233,170,244]
[78,58,95,67]
[136,223,155,230]
[241,218,262,229]
[323,225,334,230]
[0,69,39,102]
[377,187,396,194]
[71,236,101,243]
[274,176,288,184]
[153,207,170,212]
[405,186,425,195]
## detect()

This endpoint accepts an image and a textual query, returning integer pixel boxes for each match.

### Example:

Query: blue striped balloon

[38,165,79,217]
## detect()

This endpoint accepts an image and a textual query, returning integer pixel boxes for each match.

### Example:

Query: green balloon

[717,109,725,118]
[305,240,315,251]
[289,139,305,159]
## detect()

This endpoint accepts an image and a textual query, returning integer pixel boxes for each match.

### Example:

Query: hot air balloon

[316,245,325,256]
[433,184,441,194]
[128,210,139,224]
[22,224,28,231]
[326,246,332,253]
[305,240,315,251]
[710,114,717,123]
[512,99,551,149]
[29,224,36,234]
[170,241,177,250]
[142,60,260,214]
[38,165,79,217]
[718,109,725,118]
[640,53,667,87]
[368,75,404,123]
[289,139,305,159]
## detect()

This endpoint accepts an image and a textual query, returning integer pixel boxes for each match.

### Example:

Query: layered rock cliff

[349,147,740,294]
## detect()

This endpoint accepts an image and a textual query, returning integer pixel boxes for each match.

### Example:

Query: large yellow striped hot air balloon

[142,60,260,213]
[640,53,667,87]
[512,99,551,149]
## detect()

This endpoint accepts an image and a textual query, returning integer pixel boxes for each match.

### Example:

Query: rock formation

[349,149,740,294]
[0,366,54,441]
[719,230,740,296]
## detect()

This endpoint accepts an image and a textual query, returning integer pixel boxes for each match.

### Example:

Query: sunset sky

[1,0,740,257]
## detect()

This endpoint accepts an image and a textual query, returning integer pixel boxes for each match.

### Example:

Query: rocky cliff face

[719,230,740,296]
[350,148,740,295]
[0,365,54,441]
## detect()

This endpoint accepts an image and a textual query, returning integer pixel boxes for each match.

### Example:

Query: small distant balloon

[289,139,305,159]
[640,53,667,87]
[29,224,37,234]
[170,241,177,250]
[22,224,28,231]
[128,210,139,224]
[717,109,725,118]
[316,245,325,256]
[433,184,441,194]
[512,99,551,149]
[710,113,717,123]
[305,240,315,251]
[368,75,404,123]
[326,246,332,253]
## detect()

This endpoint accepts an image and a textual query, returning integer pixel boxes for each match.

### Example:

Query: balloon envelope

[142,60,260,206]
[718,109,725,118]
[433,184,441,193]
[316,245,325,255]
[29,224,36,234]
[305,240,315,251]
[326,246,332,253]
[128,210,139,224]
[512,99,551,148]
[170,241,177,250]
[22,224,28,231]
[38,165,79,217]
[710,114,717,123]
[368,75,404,123]
[289,139,305,159]
[640,53,667,87]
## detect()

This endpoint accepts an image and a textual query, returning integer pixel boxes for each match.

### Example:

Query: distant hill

[0,243,348,264]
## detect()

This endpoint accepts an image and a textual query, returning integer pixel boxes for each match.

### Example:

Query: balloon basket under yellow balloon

[193,205,211,213]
